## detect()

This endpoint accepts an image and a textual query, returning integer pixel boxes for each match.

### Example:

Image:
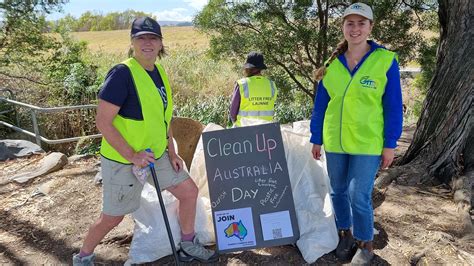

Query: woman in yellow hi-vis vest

[310,3,403,265]
[229,51,277,127]
[73,17,217,265]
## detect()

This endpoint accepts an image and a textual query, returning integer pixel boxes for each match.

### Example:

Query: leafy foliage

[195,0,437,99]
[175,90,313,127]
[176,95,230,127]
[415,37,438,92]
[410,10,439,118]
[75,137,101,155]
[0,0,67,84]
[50,10,156,32]
[0,1,101,149]
[274,89,313,124]
[1,1,101,104]
[47,32,101,105]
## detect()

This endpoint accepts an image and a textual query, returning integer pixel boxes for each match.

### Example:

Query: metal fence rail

[0,92,101,147]
[0,89,18,124]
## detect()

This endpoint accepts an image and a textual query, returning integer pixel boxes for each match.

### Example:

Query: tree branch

[329,2,348,9]
[323,0,329,61]
[401,0,431,11]
[272,59,313,98]
[235,21,262,35]
[0,71,50,86]
[303,42,317,67]
[316,0,324,65]
[266,2,299,32]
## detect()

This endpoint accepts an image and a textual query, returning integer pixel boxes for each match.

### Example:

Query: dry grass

[71,26,209,54]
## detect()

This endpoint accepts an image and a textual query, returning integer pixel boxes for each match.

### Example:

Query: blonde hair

[313,39,348,81]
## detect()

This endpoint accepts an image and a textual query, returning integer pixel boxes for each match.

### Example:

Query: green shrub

[47,32,102,106]
[75,137,101,155]
[175,89,313,128]
[275,89,313,124]
[176,95,230,127]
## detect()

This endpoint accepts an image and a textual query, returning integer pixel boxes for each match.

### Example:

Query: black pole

[147,150,180,265]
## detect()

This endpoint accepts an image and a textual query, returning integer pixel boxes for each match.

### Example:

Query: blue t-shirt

[98,64,167,120]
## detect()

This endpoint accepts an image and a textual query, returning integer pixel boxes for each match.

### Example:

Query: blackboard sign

[202,123,299,252]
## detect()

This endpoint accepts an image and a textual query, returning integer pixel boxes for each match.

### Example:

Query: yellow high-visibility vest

[235,76,277,127]
[100,58,173,163]
[322,48,397,155]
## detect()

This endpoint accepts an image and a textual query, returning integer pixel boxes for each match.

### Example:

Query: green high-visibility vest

[235,76,277,127]
[322,48,397,155]
[100,58,173,164]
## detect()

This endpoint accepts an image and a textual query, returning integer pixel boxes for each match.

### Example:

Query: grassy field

[72,26,209,55]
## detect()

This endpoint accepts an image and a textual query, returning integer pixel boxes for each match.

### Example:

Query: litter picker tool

[146,148,180,265]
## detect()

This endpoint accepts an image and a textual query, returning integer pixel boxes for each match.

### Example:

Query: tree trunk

[399,0,474,185]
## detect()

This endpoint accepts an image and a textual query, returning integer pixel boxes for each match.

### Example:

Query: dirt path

[1,127,472,265]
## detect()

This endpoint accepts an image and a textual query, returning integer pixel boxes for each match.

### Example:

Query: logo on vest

[360,76,377,89]
[157,86,168,107]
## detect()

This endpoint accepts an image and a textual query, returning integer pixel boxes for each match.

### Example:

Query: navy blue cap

[131,17,162,38]
[243,51,267,69]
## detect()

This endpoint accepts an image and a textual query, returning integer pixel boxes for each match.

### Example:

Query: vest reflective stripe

[240,78,276,99]
[235,76,277,127]
[238,110,275,117]
[322,48,396,155]
[269,80,276,98]
[242,80,250,98]
[100,58,173,163]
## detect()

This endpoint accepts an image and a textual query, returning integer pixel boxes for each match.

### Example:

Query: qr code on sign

[272,228,282,239]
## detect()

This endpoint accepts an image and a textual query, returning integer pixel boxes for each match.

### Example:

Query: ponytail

[313,39,348,81]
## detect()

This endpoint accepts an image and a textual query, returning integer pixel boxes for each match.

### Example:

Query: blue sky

[47,0,208,21]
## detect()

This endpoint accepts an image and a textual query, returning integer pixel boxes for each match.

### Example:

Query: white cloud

[154,8,193,22]
[184,0,208,11]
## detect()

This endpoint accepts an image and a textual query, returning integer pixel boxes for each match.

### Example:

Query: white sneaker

[72,253,95,266]
[179,238,218,263]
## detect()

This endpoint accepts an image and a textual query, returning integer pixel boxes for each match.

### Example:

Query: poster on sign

[202,123,299,252]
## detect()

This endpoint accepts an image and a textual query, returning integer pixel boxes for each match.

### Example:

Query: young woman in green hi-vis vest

[310,3,403,265]
[73,17,217,265]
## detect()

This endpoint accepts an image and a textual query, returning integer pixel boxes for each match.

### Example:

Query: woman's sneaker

[72,253,95,266]
[351,247,374,265]
[335,229,357,261]
[179,237,219,263]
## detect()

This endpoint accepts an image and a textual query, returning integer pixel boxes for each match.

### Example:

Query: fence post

[30,109,42,147]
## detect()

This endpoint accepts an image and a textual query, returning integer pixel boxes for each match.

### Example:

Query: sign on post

[202,123,299,252]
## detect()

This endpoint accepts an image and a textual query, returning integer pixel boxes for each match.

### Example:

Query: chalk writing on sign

[203,123,299,252]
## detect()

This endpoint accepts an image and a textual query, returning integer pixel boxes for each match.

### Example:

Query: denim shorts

[101,152,189,216]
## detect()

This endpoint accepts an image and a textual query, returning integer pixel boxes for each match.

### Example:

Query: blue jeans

[326,152,381,241]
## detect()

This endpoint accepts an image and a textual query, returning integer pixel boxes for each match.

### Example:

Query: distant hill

[159,21,193,27]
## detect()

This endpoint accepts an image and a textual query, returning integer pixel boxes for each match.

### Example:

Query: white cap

[343,2,374,21]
